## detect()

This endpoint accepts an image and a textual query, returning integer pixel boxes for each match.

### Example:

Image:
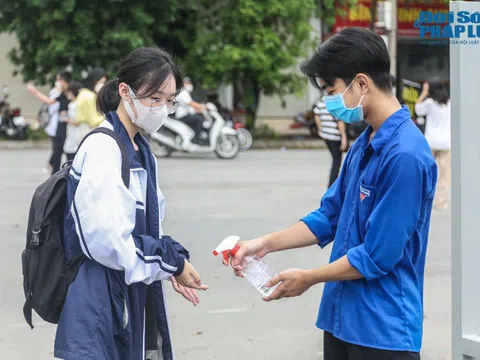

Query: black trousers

[49,136,66,175]
[324,332,420,360]
[180,114,204,139]
[324,139,343,187]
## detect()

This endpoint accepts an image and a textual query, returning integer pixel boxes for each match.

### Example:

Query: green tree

[0,0,358,125]
[318,0,358,28]
[184,0,317,125]
[0,0,196,85]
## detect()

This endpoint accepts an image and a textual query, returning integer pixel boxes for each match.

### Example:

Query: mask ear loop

[343,78,365,108]
[342,78,357,95]
[357,94,365,107]
[119,83,135,109]
[123,86,141,123]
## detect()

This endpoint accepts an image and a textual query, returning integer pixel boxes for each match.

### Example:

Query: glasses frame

[131,88,179,115]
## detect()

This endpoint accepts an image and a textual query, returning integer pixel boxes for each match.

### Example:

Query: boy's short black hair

[300,28,392,93]
[58,71,72,83]
[390,74,396,88]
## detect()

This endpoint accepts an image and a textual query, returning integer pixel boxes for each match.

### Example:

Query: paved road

[0,149,451,359]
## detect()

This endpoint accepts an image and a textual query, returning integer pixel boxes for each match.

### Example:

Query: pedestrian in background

[74,67,108,142]
[27,71,72,175]
[415,78,451,210]
[62,81,83,160]
[313,98,348,187]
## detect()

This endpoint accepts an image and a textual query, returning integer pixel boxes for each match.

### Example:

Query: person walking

[27,71,72,174]
[74,67,108,142]
[222,28,437,360]
[54,47,208,360]
[62,81,83,160]
[415,79,451,210]
[313,99,348,187]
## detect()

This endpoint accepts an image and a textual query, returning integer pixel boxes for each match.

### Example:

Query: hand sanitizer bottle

[213,236,279,297]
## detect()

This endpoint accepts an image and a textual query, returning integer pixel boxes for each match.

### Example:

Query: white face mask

[55,81,62,90]
[185,84,194,93]
[123,87,168,133]
[94,82,104,93]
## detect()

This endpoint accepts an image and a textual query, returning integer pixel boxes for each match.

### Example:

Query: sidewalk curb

[0,139,326,150]
[0,140,51,150]
[252,139,326,150]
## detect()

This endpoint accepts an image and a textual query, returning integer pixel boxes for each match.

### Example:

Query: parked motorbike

[0,86,28,140]
[290,111,318,137]
[149,103,240,159]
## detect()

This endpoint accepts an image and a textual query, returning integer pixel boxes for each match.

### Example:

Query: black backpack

[22,127,130,329]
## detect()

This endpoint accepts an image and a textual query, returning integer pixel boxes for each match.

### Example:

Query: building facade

[0,33,50,122]
[334,0,451,84]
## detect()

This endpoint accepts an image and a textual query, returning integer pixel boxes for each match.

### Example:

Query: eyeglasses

[131,88,179,115]
[149,97,179,115]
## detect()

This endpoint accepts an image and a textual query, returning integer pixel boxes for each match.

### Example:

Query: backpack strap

[23,249,38,329]
[78,127,131,187]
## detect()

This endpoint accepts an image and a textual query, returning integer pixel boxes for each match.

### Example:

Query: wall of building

[256,90,312,120]
[257,16,322,121]
[0,33,50,122]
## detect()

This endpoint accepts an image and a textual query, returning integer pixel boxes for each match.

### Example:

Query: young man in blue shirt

[223,28,437,360]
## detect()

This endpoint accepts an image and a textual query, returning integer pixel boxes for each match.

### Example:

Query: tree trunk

[242,78,261,129]
[233,74,244,110]
[232,75,261,129]
[249,81,261,129]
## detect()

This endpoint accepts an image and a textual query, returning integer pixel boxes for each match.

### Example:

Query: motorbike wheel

[150,140,173,158]
[215,134,240,159]
[237,128,253,151]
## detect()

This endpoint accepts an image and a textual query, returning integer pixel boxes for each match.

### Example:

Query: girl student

[54,47,208,360]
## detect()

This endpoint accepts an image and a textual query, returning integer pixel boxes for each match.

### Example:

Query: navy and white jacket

[54,112,188,360]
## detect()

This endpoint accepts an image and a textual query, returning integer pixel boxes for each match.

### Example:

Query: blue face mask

[322,79,364,124]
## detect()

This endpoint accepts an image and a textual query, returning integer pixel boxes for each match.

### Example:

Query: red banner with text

[334,0,450,38]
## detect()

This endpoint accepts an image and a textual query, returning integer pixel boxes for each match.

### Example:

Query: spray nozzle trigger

[213,236,241,262]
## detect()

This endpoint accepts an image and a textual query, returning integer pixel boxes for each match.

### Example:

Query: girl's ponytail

[96,79,121,114]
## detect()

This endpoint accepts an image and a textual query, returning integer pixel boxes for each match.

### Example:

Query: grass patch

[251,124,280,140]
[27,128,50,141]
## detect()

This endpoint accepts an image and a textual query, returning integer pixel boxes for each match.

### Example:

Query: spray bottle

[213,236,279,297]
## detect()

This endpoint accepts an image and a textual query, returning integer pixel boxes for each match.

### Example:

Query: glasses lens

[150,99,164,114]
[150,99,178,114]
[167,101,179,114]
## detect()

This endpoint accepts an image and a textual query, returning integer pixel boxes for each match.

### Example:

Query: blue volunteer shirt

[302,106,437,352]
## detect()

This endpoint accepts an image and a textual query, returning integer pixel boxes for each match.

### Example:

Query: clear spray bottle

[213,236,279,297]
